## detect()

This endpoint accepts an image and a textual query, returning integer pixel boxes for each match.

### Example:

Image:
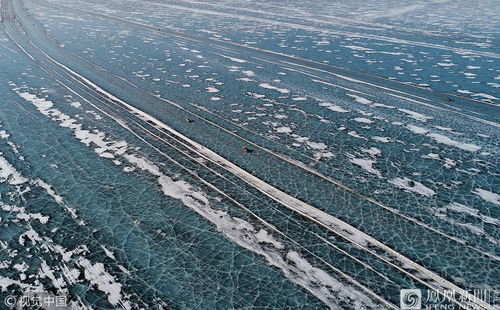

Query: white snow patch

[473,188,500,206]
[342,45,372,51]
[437,62,455,67]
[259,83,290,94]
[371,136,391,143]
[0,154,28,185]
[406,125,428,135]
[347,94,372,105]
[348,156,381,177]
[347,131,364,139]
[361,147,381,157]
[471,93,498,100]
[352,117,374,124]
[255,230,284,249]
[441,203,499,225]
[319,102,350,113]
[276,126,292,133]
[206,86,220,93]
[389,177,436,197]
[78,259,127,308]
[306,141,327,150]
[242,70,255,77]
[398,109,433,122]
[101,245,116,260]
[427,133,481,152]
[0,131,9,139]
[221,55,246,63]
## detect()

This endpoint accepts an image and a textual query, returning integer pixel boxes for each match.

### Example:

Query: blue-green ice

[0,0,498,309]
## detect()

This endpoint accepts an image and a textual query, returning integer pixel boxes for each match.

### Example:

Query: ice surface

[0,0,498,308]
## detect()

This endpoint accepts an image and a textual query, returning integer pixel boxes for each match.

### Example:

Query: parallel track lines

[2,0,497,309]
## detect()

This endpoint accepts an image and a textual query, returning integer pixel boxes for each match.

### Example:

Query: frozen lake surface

[0,0,498,309]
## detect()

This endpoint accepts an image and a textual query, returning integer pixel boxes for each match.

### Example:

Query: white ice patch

[0,275,41,292]
[1,200,49,224]
[389,177,436,197]
[471,93,499,100]
[12,83,390,309]
[286,251,376,310]
[15,90,129,159]
[372,103,395,109]
[258,83,290,94]
[434,125,453,131]
[347,94,372,105]
[423,153,440,160]
[86,110,102,120]
[439,203,500,226]
[437,62,455,67]
[13,262,29,272]
[342,45,372,51]
[319,102,350,113]
[371,136,391,143]
[0,130,10,139]
[237,77,254,82]
[242,70,255,77]
[101,245,116,260]
[406,125,480,152]
[219,55,247,63]
[255,230,284,249]
[0,139,78,221]
[398,109,433,122]
[78,259,128,308]
[348,156,381,177]
[275,126,292,133]
[431,203,499,245]
[313,151,334,160]
[306,141,327,150]
[0,154,28,185]
[301,141,332,160]
[352,117,374,124]
[205,86,220,93]
[35,179,78,219]
[473,188,500,206]
[443,158,457,169]
[427,133,481,152]
[406,125,429,135]
[1,171,130,305]
[486,82,500,88]
[348,131,364,139]
[361,147,381,157]
[126,151,379,307]
[70,101,82,108]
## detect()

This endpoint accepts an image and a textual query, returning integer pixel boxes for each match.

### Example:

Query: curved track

[1,0,498,308]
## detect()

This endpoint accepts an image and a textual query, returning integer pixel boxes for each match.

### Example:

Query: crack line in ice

[17,51,494,308]
[14,88,387,309]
